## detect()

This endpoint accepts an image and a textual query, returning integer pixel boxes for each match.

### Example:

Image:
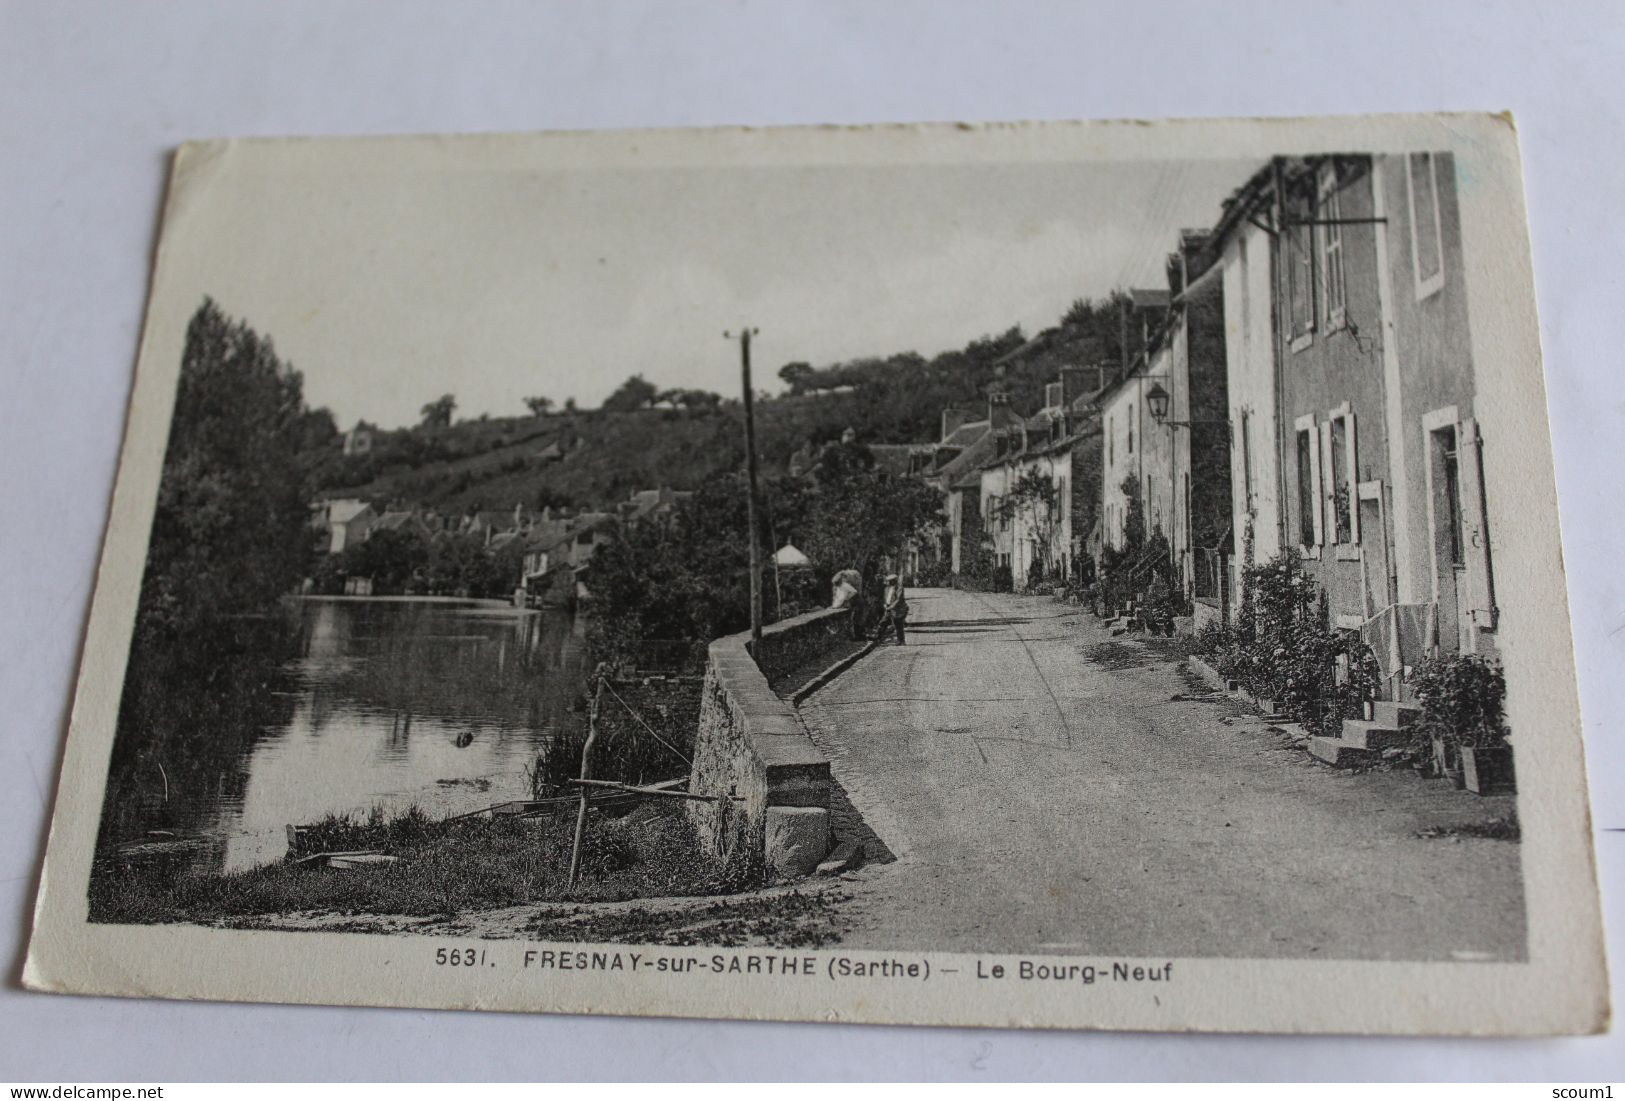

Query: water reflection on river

[207,599,587,873]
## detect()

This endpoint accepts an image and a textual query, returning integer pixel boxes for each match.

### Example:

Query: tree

[582,474,761,666]
[778,361,815,394]
[135,298,316,643]
[563,397,578,413]
[420,393,456,429]
[795,442,942,593]
[296,406,340,450]
[658,387,723,413]
[339,526,429,594]
[523,396,554,416]
[602,374,659,413]
[996,467,1062,578]
[420,393,457,429]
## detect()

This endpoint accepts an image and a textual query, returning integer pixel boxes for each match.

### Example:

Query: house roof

[941,419,991,449]
[988,399,1025,431]
[936,426,1001,491]
[523,524,575,553]
[1023,409,1054,433]
[867,443,929,477]
[975,425,1032,473]
[622,487,693,520]
[371,511,422,532]
[469,510,512,530]
[1209,159,1279,253]
[990,331,1050,367]
[1031,421,1102,458]
[327,499,373,524]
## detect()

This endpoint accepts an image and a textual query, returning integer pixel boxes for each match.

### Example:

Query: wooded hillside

[307,292,1138,513]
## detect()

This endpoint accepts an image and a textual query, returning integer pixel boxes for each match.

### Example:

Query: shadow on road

[908,617,1030,629]
[828,773,897,867]
[906,625,1003,635]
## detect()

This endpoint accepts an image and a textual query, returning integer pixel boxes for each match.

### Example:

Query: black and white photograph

[21,116,1607,1036]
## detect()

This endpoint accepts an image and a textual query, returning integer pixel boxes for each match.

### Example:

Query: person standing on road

[831,567,865,640]
[880,573,908,645]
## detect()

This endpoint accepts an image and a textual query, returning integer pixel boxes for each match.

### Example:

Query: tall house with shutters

[1215,152,1497,699]
[1379,151,1496,663]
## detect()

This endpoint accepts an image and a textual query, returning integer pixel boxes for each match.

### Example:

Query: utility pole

[728,328,764,643]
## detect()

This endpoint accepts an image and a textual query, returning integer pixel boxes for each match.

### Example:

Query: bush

[1138,571,1190,634]
[1411,653,1508,750]
[1192,551,1379,737]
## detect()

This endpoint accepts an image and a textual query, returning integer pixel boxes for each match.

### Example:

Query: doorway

[1356,481,1393,618]
[1427,421,1469,654]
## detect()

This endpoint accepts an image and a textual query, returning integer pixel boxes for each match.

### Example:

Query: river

[100,598,590,875]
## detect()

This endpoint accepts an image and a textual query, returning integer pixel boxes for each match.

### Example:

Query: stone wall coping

[706,613,839,785]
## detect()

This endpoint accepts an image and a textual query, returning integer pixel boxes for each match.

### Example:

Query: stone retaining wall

[686,608,849,876]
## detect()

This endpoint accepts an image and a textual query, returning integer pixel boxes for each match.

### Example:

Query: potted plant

[1411,652,1514,795]
[1460,729,1514,795]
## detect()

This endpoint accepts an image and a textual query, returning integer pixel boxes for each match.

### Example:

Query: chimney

[941,408,970,443]
[987,386,1009,424]
[1059,367,1088,406]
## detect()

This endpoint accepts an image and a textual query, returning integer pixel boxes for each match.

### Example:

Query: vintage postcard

[24,114,1609,1034]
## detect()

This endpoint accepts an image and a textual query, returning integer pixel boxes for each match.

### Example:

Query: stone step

[1371,700,1422,728]
[1309,736,1376,768]
[1339,718,1410,751]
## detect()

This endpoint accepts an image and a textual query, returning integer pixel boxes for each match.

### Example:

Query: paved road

[799,588,1526,961]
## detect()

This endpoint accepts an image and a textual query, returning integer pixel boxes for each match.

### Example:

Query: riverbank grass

[89,801,759,925]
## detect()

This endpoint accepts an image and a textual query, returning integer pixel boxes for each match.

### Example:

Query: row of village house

[309,487,691,603]
[896,151,1499,702]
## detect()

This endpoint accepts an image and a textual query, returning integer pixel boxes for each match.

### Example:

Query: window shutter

[1313,422,1326,548]
[1346,412,1360,544]
[1308,422,1325,546]
[1457,418,1496,628]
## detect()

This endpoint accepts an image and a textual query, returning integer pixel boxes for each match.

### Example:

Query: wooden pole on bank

[729,328,764,643]
[567,668,606,886]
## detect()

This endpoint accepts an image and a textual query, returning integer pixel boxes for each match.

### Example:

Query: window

[1408,152,1445,297]
[1240,410,1254,508]
[1286,189,1316,345]
[1294,415,1323,548]
[1329,416,1353,543]
[1318,164,1346,325]
[1440,429,1465,567]
[1297,430,1316,546]
[1127,403,1135,455]
[1182,472,1191,548]
[1107,416,1114,466]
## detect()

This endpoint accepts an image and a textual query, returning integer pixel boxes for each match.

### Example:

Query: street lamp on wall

[1142,376,1229,599]
[1145,378,1228,436]
[1145,381,1171,424]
